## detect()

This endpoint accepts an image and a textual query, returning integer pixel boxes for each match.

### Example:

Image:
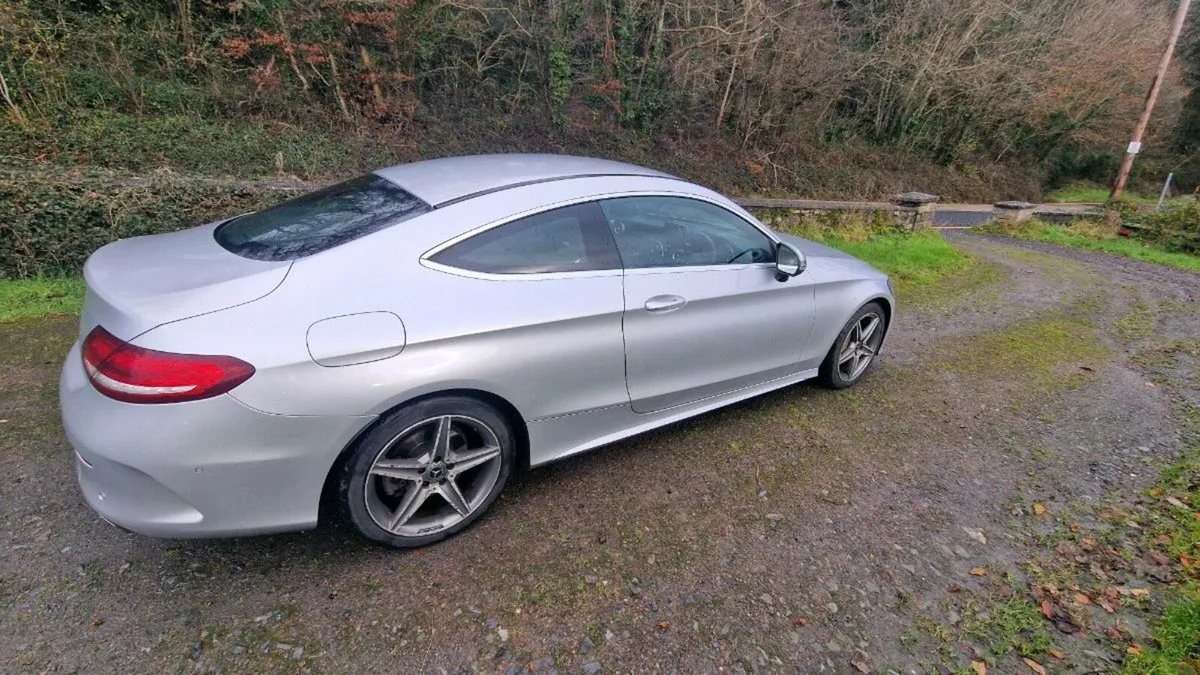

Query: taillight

[81,326,255,404]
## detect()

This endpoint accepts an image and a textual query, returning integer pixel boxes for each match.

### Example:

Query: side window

[430,202,620,274]
[599,197,776,269]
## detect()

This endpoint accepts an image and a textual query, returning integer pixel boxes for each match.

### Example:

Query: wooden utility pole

[1111,0,1192,199]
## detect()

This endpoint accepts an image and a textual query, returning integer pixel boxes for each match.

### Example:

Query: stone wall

[736,193,939,231]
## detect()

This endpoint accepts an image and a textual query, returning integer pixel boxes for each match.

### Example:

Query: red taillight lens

[81,326,255,404]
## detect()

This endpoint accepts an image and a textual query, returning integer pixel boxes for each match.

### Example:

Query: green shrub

[751,209,906,243]
[0,109,400,180]
[0,173,296,278]
[1132,201,1200,253]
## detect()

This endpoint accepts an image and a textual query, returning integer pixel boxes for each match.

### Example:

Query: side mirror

[775,242,806,281]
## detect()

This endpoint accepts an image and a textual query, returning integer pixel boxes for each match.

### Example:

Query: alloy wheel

[837,311,883,381]
[363,415,503,537]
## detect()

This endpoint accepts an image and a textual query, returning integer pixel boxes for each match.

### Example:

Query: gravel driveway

[1,233,1197,674]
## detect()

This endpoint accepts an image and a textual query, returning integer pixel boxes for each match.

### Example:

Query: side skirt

[526,368,819,467]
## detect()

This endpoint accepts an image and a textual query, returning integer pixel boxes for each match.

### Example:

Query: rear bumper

[60,342,373,538]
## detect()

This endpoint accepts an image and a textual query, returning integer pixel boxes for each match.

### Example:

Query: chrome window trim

[420,259,625,282]
[621,262,777,276]
[420,189,781,280]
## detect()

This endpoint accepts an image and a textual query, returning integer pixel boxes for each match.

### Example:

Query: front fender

[800,268,894,369]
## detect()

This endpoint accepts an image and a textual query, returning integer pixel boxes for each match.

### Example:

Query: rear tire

[817,302,887,389]
[338,396,515,549]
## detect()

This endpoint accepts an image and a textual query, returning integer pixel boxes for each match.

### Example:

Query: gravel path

[1,234,1196,674]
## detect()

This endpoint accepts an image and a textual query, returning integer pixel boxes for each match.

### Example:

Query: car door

[599,196,815,414]
[420,200,630,420]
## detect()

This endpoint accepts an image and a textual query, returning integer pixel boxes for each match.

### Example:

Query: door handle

[644,295,687,313]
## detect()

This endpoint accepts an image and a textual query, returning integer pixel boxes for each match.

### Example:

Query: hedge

[0,172,308,278]
[1129,200,1200,253]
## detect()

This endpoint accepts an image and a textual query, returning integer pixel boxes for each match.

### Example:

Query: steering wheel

[727,247,762,264]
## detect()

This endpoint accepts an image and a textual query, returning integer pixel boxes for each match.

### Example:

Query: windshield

[214,175,430,261]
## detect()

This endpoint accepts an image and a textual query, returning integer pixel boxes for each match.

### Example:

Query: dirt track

[1,233,1197,673]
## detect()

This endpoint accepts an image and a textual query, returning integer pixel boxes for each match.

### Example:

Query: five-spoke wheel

[340,397,514,548]
[819,301,887,389]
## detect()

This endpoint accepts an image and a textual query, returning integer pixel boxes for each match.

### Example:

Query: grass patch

[1123,588,1200,674]
[961,593,1055,660]
[1046,183,1183,206]
[0,277,85,322]
[821,231,972,295]
[762,211,974,296]
[980,220,1200,273]
[1046,184,1113,203]
[1123,586,1200,667]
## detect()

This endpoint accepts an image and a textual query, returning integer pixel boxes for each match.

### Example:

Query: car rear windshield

[214,174,430,261]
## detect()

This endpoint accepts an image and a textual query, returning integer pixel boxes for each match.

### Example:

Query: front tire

[338,396,515,549]
[818,302,887,389]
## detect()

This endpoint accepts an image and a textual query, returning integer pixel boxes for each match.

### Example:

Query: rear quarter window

[215,175,429,261]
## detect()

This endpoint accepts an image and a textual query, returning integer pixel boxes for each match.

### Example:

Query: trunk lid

[81,222,290,339]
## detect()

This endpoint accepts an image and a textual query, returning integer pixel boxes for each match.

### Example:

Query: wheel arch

[869,294,894,340]
[318,388,531,518]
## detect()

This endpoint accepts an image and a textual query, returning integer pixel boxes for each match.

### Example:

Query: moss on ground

[937,313,1108,387]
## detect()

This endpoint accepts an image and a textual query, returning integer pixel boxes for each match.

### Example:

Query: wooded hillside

[1,0,1196,200]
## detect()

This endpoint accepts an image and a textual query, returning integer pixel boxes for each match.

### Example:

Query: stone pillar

[890,192,940,230]
[993,201,1036,222]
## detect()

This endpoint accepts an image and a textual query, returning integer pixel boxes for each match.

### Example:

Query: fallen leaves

[1040,600,1054,618]
[657,621,669,631]
[1023,657,1047,675]
[970,661,987,675]
[1127,644,1143,656]
[1107,624,1134,642]
[1073,592,1090,605]
[970,567,987,576]
[789,617,808,626]
[1033,503,1047,516]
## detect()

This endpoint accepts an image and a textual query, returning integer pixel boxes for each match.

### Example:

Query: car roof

[372,154,675,207]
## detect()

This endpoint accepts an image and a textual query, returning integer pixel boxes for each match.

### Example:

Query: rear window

[214,175,429,261]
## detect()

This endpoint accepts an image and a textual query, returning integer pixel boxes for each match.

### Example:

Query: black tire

[817,301,887,390]
[338,395,515,549]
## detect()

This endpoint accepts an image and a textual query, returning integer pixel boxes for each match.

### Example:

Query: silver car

[60,154,894,548]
